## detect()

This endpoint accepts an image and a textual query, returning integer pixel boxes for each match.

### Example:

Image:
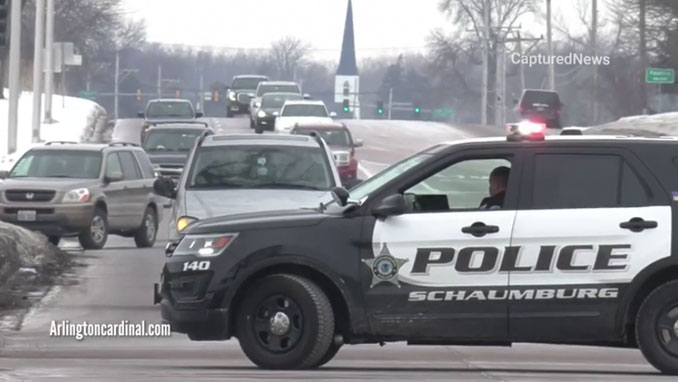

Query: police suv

[155,123,678,374]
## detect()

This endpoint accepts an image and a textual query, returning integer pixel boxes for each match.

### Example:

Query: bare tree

[270,36,311,81]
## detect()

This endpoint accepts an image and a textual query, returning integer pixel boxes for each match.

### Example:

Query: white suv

[274,100,337,133]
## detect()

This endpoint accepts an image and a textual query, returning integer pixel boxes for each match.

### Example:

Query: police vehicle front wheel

[636,279,678,375]
[235,274,335,369]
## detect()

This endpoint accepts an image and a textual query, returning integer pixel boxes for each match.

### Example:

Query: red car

[290,122,363,186]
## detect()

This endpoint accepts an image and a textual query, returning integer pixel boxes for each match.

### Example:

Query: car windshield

[348,153,433,202]
[521,91,559,106]
[295,129,350,146]
[257,84,300,97]
[187,145,333,190]
[262,93,303,108]
[232,77,266,90]
[282,105,328,117]
[9,150,102,179]
[143,129,203,152]
[146,102,194,119]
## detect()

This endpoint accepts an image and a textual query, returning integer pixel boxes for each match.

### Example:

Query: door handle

[620,217,657,232]
[462,222,499,237]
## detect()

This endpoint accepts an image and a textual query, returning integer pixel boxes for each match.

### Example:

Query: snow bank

[0,89,106,171]
[587,112,678,136]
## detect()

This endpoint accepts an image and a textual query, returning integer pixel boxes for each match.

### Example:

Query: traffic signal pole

[387,87,393,120]
[7,0,22,155]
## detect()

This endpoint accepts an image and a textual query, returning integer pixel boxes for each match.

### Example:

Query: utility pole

[60,43,65,107]
[7,0,22,155]
[387,87,393,120]
[44,0,54,123]
[32,0,45,143]
[114,50,119,120]
[157,64,162,98]
[546,0,554,90]
[481,0,490,125]
[639,0,647,114]
[516,31,525,93]
[591,0,598,124]
[199,70,204,112]
[495,42,505,127]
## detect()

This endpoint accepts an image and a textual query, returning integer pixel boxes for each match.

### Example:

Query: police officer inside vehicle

[479,166,510,209]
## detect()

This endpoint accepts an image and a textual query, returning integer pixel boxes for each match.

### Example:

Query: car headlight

[333,152,351,165]
[257,110,267,118]
[62,188,91,203]
[173,233,238,257]
[177,216,198,233]
[228,91,236,101]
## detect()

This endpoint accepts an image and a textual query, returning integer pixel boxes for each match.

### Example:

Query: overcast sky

[122,0,593,61]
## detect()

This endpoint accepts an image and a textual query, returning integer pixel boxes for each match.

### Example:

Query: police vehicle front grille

[165,272,212,302]
[5,190,56,202]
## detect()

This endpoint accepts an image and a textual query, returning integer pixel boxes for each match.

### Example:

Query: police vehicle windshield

[186,145,334,190]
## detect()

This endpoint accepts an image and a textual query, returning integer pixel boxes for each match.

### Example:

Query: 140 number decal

[182,260,210,271]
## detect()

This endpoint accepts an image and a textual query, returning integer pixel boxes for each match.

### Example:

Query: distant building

[335,0,360,119]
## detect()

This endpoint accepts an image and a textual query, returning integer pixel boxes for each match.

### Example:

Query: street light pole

[7,0,22,155]
[44,0,54,123]
[546,0,555,90]
[114,50,119,120]
[31,0,45,143]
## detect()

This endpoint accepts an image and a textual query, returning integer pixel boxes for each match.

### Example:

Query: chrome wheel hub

[269,311,290,336]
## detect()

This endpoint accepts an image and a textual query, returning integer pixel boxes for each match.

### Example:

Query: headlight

[257,110,267,118]
[174,233,238,257]
[333,152,351,165]
[228,91,236,101]
[62,188,91,203]
[177,216,198,233]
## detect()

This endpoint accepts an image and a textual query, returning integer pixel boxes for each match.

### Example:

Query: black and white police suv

[155,123,678,373]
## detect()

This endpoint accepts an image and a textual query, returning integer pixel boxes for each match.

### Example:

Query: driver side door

[360,150,523,341]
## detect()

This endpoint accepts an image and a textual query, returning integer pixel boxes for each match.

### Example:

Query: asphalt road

[1,117,673,381]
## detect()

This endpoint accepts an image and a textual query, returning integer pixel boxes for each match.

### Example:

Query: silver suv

[153,133,341,239]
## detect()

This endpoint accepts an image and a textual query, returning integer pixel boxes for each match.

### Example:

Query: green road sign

[78,91,97,100]
[433,108,454,120]
[646,68,675,84]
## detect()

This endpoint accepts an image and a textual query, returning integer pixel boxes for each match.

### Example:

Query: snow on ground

[586,112,678,136]
[0,89,103,171]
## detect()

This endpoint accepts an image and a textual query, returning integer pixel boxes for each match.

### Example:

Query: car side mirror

[331,186,350,206]
[137,111,145,118]
[0,170,9,179]
[153,177,176,199]
[303,93,311,99]
[273,111,280,117]
[353,138,363,148]
[343,178,363,190]
[195,112,204,118]
[330,112,337,118]
[372,194,406,219]
[104,171,124,183]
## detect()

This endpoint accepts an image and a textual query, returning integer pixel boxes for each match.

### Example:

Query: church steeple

[337,0,358,76]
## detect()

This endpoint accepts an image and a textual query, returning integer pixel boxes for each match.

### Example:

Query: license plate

[17,210,37,222]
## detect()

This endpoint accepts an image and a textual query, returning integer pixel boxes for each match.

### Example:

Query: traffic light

[413,105,421,119]
[0,0,8,48]
[342,99,350,112]
[377,101,384,116]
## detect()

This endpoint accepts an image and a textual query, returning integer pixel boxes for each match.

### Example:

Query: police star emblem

[362,243,409,288]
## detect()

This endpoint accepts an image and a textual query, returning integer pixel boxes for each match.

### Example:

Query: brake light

[517,120,546,135]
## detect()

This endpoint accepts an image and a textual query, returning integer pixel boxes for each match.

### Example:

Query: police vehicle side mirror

[154,177,177,199]
[273,111,280,117]
[372,194,406,219]
[353,139,363,148]
[331,186,350,206]
[330,112,337,118]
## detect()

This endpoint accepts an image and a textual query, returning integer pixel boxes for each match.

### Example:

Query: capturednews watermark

[511,52,611,67]
[49,320,171,341]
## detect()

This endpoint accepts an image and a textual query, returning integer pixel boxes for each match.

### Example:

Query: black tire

[47,236,61,246]
[226,110,234,118]
[133,206,158,248]
[235,274,335,370]
[312,343,342,368]
[78,208,108,250]
[255,124,264,134]
[636,280,678,375]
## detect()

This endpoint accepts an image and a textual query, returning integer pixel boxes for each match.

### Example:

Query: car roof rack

[108,142,140,147]
[44,141,78,145]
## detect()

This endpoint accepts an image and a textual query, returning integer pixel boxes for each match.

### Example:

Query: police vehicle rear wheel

[636,280,678,375]
[235,274,335,369]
